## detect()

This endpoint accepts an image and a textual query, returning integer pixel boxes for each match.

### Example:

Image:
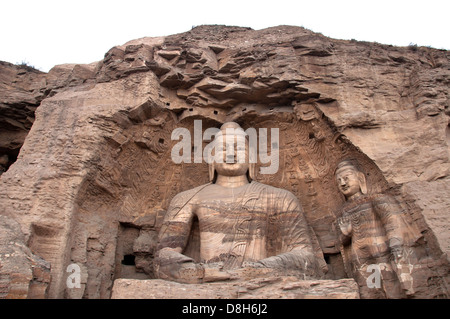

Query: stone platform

[111,277,360,299]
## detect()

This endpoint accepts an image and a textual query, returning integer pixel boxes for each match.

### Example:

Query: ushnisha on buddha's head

[335,160,367,200]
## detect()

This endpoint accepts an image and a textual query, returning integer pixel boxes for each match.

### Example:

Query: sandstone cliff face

[0,61,97,174]
[0,215,51,298]
[0,62,45,173]
[0,25,448,298]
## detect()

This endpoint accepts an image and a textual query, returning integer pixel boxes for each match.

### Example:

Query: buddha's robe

[155,181,325,282]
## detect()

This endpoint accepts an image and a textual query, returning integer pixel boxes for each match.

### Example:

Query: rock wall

[0,62,45,172]
[111,278,360,299]
[0,25,448,298]
[0,215,51,298]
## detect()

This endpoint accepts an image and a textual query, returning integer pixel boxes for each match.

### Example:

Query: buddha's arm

[257,194,322,277]
[156,200,194,253]
[154,195,204,283]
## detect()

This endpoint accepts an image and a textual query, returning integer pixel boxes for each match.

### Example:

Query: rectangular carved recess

[113,223,150,280]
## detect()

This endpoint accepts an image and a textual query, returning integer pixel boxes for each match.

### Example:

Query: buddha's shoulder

[250,181,298,200]
[169,183,211,206]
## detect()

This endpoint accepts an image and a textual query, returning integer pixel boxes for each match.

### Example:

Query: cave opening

[121,254,136,266]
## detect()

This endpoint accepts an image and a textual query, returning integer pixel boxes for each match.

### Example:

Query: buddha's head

[335,160,367,200]
[208,122,256,183]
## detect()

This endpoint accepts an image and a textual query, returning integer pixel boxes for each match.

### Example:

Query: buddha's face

[213,133,249,177]
[336,168,362,198]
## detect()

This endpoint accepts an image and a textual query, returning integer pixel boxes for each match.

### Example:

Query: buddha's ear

[247,144,257,182]
[248,163,257,181]
[357,171,368,194]
[209,162,215,183]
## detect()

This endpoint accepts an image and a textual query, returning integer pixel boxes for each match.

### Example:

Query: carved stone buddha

[154,122,326,284]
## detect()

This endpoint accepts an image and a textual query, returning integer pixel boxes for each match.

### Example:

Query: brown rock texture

[0,25,448,298]
[0,61,96,174]
[0,215,51,298]
[111,277,360,299]
[0,61,45,172]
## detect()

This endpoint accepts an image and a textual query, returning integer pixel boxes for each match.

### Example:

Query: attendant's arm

[337,215,352,246]
[373,195,421,261]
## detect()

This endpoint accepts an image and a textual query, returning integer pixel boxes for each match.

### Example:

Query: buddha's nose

[226,154,236,163]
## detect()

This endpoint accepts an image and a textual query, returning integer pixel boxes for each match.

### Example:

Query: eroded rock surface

[0,215,51,298]
[111,277,360,299]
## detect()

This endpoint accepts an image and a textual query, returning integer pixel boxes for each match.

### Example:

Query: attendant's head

[335,160,367,200]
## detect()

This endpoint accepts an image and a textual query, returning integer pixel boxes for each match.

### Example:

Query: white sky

[1,0,449,72]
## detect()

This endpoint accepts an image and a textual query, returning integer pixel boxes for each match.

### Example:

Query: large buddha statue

[154,122,326,284]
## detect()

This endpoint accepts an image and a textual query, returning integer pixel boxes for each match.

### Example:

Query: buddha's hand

[203,262,265,282]
[224,261,273,280]
[241,261,266,268]
[154,247,204,283]
[202,262,232,282]
[337,216,352,236]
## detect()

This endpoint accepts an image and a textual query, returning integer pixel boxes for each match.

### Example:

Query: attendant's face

[213,133,249,177]
[336,168,362,198]
[294,103,319,121]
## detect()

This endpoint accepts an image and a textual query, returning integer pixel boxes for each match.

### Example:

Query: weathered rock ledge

[111,278,360,299]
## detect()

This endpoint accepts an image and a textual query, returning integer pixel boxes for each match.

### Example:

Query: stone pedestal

[111,277,360,299]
